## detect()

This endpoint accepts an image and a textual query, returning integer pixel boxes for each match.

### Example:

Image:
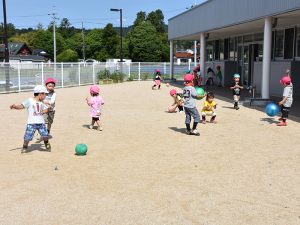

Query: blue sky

[1,0,205,29]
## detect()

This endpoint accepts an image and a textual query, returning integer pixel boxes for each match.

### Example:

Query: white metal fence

[0,62,194,93]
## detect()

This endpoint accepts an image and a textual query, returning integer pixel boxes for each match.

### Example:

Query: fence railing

[0,61,195,93]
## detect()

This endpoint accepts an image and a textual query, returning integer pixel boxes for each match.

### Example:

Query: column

[170,40,174,80]
[200,33,206,84]
[262,17,272,99]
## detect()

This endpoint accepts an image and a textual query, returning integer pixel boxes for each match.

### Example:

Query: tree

[58,18,76,38]
[57,49,79,62]
[0,23,16,38]
[128,21,164,62]
[66,33,84,59]
[36,23,43,30]
[85,29,103,60]
[146,9,165,33]
[133,11,146,27]
[102,23,118,58]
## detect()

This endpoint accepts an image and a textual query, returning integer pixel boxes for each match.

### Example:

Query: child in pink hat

[86,85,104,130]
[277,76,293,126]
[168,89,184,113]
[152,69,163,90]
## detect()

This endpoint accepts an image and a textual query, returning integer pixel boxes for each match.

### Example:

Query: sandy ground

[0,81,300,225]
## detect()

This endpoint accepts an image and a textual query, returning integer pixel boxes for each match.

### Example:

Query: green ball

[195,87,205,99]
[75,144,88,155]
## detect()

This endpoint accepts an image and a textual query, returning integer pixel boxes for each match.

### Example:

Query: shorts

[24,124,48,141]
[202,111,216,117]
[44,111,55,125]
[154,80,161,85]
[233,95,240,101]
[281,106,290,118]
[184,107,200,124]
[92,117,100,121]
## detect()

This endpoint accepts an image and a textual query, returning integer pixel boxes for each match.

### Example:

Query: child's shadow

[168,127,187,134]
[82,124,90,129]
[260,118,278,124]
[9,143,50,153]
[222,106,235,109]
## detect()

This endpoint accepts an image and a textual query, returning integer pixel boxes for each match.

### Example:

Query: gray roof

[168,0,300,40]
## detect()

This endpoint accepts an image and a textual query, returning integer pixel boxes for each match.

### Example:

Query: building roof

[175,52,194,59]
[168,0,300,40]
[9,55,46,62]
[0,42,32,55]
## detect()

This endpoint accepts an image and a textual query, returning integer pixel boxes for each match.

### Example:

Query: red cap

[280,76,291,85]
[184,74,194,82]
[45,77,56,85]
[169,89,177,96]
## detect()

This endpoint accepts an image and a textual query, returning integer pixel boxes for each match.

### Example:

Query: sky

[1,0,206,29]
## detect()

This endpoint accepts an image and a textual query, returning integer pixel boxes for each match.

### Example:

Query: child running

[183,74,205,136]
[10,85,51,153]
[152,69,162,90]
[168,89,184,113]
[277,75,293,126]
[201,92,217,124]
[43,78,57,135]
[230,74,244,110]
[86,85,104,131]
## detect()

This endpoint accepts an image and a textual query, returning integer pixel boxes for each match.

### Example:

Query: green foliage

[128,21,163,62]
[97,69,125,83]
[102,23,118,58]
[146,10,165,33]
[0,23,16,38]
[57,49,79,62]
[97,69,110,81]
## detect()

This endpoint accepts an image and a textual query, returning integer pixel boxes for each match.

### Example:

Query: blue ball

[265,103,279,117]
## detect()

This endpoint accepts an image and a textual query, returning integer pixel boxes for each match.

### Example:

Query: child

[168,89,184,113]
[201,92,217,124]
[10,85,51,153]
[193,66,202,87]
[230,74,244,110]
[86,85,104,131]
[183,74,205,136]
[206,67,215,86]
[277,76,293,126]
[152,69,162,90]
[43,77,57,134]
[216,65,223,87]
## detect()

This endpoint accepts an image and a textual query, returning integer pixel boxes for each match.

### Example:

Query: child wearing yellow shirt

[201,92,217,124]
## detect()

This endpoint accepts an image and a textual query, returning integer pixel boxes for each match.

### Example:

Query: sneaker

[191,129,200,136]
[45,142,51,151]
[89,125,93,130]
[278,117,283,121]
[236,106,239,110]
[210,119,217,124]
[186,130,192,135]
[98,126,103,131]
[21,146,28,154]
[277,121,287,126]
[202,120,206,124]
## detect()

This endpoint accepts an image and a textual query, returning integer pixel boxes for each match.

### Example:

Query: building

[0,42,46,63]
[168,0,300,98]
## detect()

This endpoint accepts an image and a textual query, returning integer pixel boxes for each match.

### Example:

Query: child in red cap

[278,76,293,126]
[182,74,205,136]
[168,89,184,113]
[86,85,104,130]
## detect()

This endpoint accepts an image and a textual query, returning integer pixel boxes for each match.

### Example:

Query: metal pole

[170,40,174,79]
[61,62,64,88]
[2,0,10,91]
[18,62,21,92]
[120,9,123,63]
[138,62,141,81]
[41,62,44,84]
[200,33,206,85]
[194,40,197,67]
[82,21,86,61]
[78,63,81,86]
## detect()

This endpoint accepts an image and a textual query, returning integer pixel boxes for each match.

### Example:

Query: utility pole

[2,0,10,91]
[81,21,85,61]
[48,7,58,69]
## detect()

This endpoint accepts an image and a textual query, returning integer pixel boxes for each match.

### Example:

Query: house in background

[0,42,46,63]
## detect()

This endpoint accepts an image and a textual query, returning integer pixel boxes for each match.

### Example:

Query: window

[229,38,236,61]
[214,40,220,60]
[275,30,284,58]
[219,39,224,60]
[206,41,214,61]
[224,39,229,60]
[284,28,295,59]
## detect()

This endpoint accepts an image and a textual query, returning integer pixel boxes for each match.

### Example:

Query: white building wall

[253,61,291,97]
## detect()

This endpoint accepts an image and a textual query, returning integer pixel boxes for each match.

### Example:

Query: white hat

[33,85,48,94]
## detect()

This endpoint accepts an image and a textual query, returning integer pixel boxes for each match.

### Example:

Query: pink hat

[155,69,161,73]
[90,85,100,94]
[45,77,56,85]
[280,76,291,85]
[169,89,177,96]
[184,74,194,82]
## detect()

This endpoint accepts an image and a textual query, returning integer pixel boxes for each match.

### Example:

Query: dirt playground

[0,81,300,225]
